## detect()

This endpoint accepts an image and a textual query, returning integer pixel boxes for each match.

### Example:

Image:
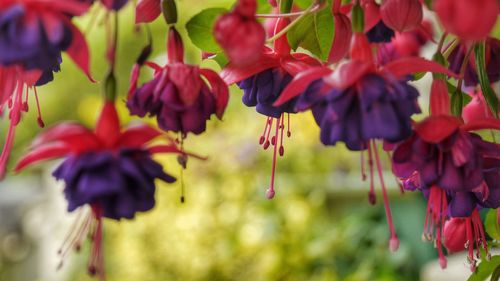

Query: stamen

[287,113,291,138]
[422,186,448,268]
[372,140,399,252]
[279,114,285,156]
[22,86,29,112]
[367,142,376,205]
[263,117,273,150]
[0,83,23,179]
[33,88,44,128]
[259,117,272,145]
[266,117,281,199]
[360,149,367,181]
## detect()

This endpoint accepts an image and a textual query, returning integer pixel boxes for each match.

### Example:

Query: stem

[436,32,448,54]
[266,2,324,42]
[453,45,473,116]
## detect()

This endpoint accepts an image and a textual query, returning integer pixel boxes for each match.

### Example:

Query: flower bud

[214,7,265,66]
[462,91,496,123]
[167,27,184,63]
[235,0,257,19]
[380,0,422,32]
[435,0,500,41]
[443,218,467,254]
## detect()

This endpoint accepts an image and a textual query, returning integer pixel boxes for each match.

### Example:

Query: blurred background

[0,1,495,280]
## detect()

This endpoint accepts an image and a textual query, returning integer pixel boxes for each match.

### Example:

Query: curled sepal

[200,69,229,119]
[350,33,372,62]
[382,57,459,79]
[117,124,163,148]
[31,123,101,151]
[461,118,500,132]
[274,67,332,106]
[65,21,95,82]
[14,142,70,172]
[414,115,462,143]
[273,18,291,56]
[329,13,352,64]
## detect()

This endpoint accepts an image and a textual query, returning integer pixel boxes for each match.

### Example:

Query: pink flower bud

[235,0,257,19]
[462,90,496,123]
[435,0,500,41]
[380,0,422,32]
[167,27,184,63]
[350,33,373,62]
[214,8,265,66]
[328,13,352,63]
[443,218,467,254]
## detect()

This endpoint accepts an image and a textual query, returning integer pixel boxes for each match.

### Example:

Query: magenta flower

[0,0,93,85]
[15,101,190,279]
[221,18,321,199]
[127,27,229,135]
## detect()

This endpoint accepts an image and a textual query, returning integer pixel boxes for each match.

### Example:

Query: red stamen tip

[266,188,275,199]
[389,236,400,252]
[37,117,45,128]
[439,256,447,269]
[259,136,265,145]
[368,191,376,205]
[271,136,276,146]
[287,131,291,137]
[263,140,270,150]
[279,146,284,156]
[22,102,28,112]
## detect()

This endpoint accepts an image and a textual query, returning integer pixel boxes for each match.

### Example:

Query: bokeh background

[0,1,498,281]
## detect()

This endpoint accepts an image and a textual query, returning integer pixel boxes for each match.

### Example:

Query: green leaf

[286,5,334,61]
[474,42,499,117]
[186,8,228,54]
[485,209,500,241]
[469,256,500,281]
[491,265,500,281]
[447,81,472,105]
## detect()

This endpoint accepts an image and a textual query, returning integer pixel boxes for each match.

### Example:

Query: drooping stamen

[286,113,291,137]
[371,140,399,252]
[279,114,285,156]
[360,149,367,181]
[0,82,23,179]
[259,117,272,145]
[87,205,105,281]
[266,116,281,199]
[367,142,376,205]
[22,86,29,112]
[177,135,187,203]
[463,209,489,272]
[263,117,273,150]
[422,186,448,268]
[33,88,44,128]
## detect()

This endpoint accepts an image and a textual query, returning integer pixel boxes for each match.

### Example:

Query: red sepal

[65,21,95,82]
[430,79,450,116]
[221,55,280,85]
[118,124,162,148]
[200,68,229,119]
[14,142,70,172]
[281,54,322,76]
[382,57,458,79]
[135,0,161,23]
[461,118,500,132]
[95,102,121,148]
[167,64,202,107]
[274,67,332,106]
[414,115,462,143]
[323,60,374,90]
[149,145,207,160]
[31,123,101,152]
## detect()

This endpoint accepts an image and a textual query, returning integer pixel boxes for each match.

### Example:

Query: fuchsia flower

[435,0,500,41]
[361,0,395,43]
[100,0,128,10]
[380,0,422,33]
[221,18,321,199]
[447,38,500,87]
[274,36,456,250]
[0,0,93,85]
[127,26,229,135]
[214,0,266,66]
[15,101,189,279]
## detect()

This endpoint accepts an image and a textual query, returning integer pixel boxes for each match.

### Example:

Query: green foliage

[186,8,227,53]
[474,42,499,117]
[485,209,500,241]
[468,256,500,281]
[286,5,334,61]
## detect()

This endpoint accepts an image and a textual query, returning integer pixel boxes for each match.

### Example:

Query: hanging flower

[392,115,500,269]
[0,0,94,85]
[220,18,321,199]
[361,0,395,43]
[214,0,265,66]
[15,101,190,279]
[447,38,500,87]
[127,26,229,135]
